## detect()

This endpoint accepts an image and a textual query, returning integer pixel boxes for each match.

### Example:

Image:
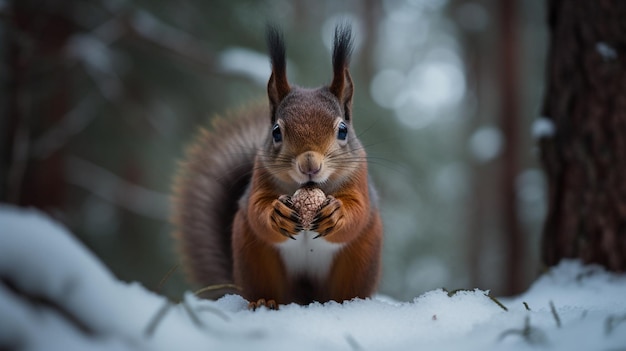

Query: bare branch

[30,96,99,160]
[65,156,169,221]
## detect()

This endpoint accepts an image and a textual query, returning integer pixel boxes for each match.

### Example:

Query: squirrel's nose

[297,151,322,176]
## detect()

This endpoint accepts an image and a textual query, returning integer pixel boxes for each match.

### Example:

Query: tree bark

[498,0,524,294]
[4,1,75,212]
[540,0,626,271]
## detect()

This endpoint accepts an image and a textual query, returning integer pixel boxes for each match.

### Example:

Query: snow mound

[1,205,625,350]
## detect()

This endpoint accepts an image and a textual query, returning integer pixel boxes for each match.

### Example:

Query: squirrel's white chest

[275,231,344,281]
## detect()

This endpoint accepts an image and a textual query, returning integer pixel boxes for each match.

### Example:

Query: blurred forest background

[1,0,548,300]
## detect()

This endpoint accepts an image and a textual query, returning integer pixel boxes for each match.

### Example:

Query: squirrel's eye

[272,123,282,143]
[337,121,348,141]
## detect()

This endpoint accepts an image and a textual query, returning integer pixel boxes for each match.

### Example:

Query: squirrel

[171,24,383,309]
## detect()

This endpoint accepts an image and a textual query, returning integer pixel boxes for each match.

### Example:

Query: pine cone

[291,186,326,230]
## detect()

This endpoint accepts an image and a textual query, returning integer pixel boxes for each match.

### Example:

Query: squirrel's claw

[278,194,293,206]
[280,229,296,240]
[248,298,279,311]
[270,196,302,238]
[311,196,342,239]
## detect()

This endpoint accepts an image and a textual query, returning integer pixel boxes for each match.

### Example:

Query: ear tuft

[266,25,291,121]
[329,23,354,120]
[331,23,354,81]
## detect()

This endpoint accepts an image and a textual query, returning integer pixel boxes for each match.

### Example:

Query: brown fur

[171,24,383,305]
[171,103,268,298]
[232,161,382,304]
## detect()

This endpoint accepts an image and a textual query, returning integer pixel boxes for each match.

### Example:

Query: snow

[218,47,272,85]
[532,116,556,139]
[468,126,503,162]
[596,42,618,61]
[2,204,626,351]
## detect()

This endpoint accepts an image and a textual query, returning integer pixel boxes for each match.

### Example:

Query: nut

[291,186,326,230]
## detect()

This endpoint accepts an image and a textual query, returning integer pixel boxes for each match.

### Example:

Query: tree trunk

[540,0,626,271]
[3,1,75,213]
[498,0,524,295]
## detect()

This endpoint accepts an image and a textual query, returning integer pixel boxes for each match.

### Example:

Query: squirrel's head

[261,24,364,190]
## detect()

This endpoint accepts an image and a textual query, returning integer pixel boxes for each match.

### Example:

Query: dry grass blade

[605,314,626,336]
[345,334,363,351]
[144,301,173,337]
[182,299,205,329]
[156,263,179,293]
[147,277,237,337]
[194,283,242,296]
[195,305,230,322]
[549,301,561,328]
[498,316,548,346]
[486,295,509,312]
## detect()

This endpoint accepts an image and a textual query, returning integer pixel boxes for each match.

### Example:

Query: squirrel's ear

[329,24,354,122]
[266,25,290,122]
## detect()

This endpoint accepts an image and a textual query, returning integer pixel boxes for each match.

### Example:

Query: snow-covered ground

[1,204,625,351]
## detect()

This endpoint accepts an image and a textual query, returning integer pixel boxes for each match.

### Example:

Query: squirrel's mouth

[290,166,329,186]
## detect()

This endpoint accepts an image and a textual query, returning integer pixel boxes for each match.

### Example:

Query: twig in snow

[443,288,508,311]
[486,294,509,312]
[195,306,230,322]
[345,334,363,351]
[549,301,561,328]
[605,314,626,336]
[144,291,234,338]
[1,276,95,336]
[443,288,469,297]
[144,300,173,337]
[498,316,548,346]
[181,299,205,329]
[144,298,210,337]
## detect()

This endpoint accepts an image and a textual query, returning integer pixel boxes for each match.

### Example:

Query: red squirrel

[172,24,383,309]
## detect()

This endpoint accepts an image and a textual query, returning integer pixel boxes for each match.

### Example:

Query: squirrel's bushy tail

[171,103,268,298]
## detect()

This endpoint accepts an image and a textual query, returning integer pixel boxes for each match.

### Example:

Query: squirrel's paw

[311,195,344,238]
[248,298,279,311]
[270,196,302,239]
